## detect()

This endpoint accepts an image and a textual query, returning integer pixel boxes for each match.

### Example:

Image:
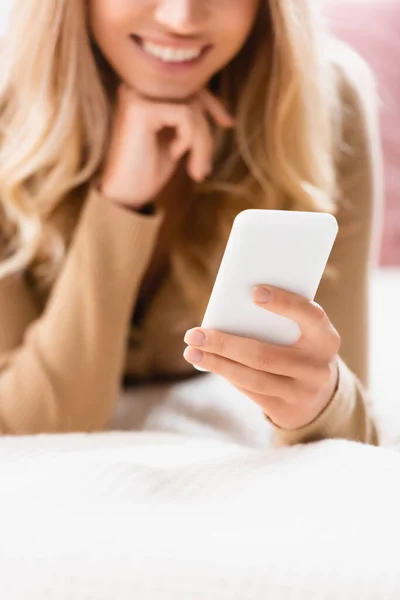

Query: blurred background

[324,0,400,267]
[0,0,398,441]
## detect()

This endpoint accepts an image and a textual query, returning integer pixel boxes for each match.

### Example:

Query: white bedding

[1,432,400,599]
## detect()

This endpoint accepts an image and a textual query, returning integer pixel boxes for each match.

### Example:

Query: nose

[154,0,208,34]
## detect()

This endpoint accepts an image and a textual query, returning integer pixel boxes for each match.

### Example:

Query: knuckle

[213,333,227,355]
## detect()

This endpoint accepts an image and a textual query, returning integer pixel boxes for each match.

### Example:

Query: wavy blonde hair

[0,0,338,313]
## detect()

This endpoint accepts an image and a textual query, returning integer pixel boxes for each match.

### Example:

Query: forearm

[0,188,163,434]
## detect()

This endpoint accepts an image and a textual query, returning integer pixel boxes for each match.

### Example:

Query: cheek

[88,0,138,40]
[87,0,142,77]
[219,1,260,56]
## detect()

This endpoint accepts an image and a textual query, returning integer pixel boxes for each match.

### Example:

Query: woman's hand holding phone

[99,84,234,210]
[184,285,341,431]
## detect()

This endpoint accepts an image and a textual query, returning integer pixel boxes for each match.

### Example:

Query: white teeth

[141,40,202,63]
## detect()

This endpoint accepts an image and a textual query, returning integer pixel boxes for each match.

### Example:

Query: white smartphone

[199,209,338,350]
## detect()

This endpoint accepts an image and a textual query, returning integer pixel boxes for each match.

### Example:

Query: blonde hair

[0,0,338,313]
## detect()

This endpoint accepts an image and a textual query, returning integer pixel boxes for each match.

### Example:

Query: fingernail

[184,328,206,347]
[253,286,272,304]
[183,347,204,364]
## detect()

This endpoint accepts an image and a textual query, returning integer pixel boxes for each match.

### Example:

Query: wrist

[112,199,156,215]
[300,358,340,429]
[95,181,155,215]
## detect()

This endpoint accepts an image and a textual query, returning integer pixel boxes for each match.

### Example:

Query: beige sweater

[0,54,382,445]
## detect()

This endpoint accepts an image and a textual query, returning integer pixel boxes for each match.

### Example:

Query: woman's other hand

[183,285,341,431]
[99,85,233,210]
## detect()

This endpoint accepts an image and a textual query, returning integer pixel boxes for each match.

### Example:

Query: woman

[0,0,381,443]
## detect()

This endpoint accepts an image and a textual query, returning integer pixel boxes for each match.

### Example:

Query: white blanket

[1,429,400,600]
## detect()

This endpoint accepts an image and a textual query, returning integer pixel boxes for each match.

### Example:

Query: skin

[184,287,340,431]
[88,0,340,431]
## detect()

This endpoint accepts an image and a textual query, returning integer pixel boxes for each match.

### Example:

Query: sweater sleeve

[0,188,163,434]
[273,50,383,447]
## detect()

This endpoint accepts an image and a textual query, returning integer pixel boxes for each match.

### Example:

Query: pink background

[325,0,400,265]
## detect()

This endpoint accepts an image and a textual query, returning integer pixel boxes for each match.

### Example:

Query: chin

[131,79,204,103]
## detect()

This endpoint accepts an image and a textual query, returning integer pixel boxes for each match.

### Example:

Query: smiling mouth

[130,35,210,64]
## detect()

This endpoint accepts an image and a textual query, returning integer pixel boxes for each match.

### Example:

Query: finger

[186,104,214,181]
[198,89,234,128]
[252,286,334,344]
[184,328,320,381]
[183,347,299,402]
[169,134,191,161]
[170,120,193,162]
[150,104,193,160]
